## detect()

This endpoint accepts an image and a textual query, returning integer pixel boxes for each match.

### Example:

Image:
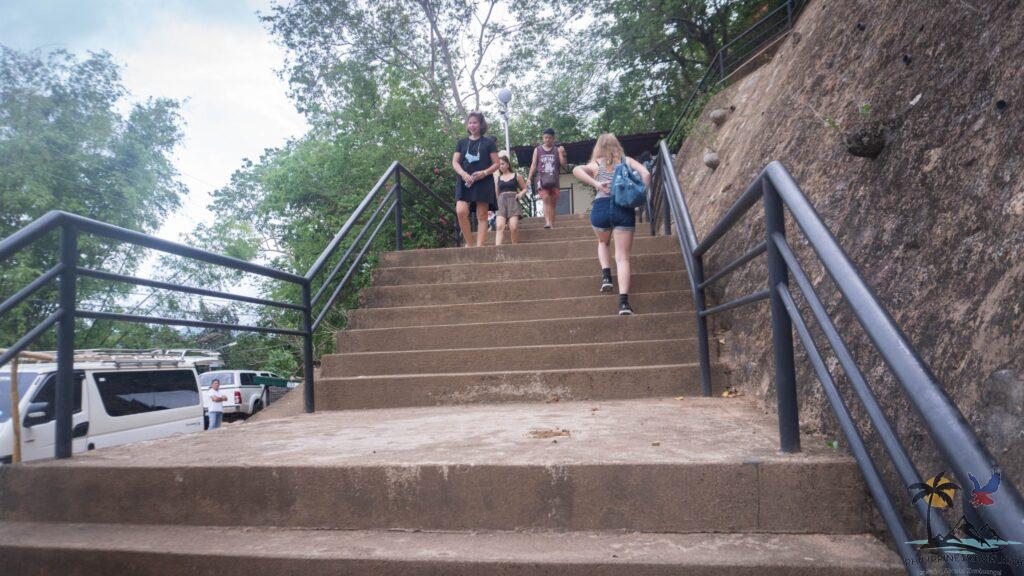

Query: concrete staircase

[0,215,904,575]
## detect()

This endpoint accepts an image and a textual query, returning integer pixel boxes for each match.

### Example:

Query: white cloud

[112,6,307,243]
[1,0,307,243]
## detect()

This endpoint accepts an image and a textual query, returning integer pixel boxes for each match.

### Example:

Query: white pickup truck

[198,370,283,422]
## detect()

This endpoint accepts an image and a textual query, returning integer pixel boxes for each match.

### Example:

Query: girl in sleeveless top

[493,155,528,245]
[572,133,651,315]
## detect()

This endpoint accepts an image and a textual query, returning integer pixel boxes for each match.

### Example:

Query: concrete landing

[0,398,870,533]
[6,397,838,468]
[0,521,905,576]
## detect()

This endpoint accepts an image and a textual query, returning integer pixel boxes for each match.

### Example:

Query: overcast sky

[0,0,308,243]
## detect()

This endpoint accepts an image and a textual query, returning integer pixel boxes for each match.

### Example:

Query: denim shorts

[590,196,636,232]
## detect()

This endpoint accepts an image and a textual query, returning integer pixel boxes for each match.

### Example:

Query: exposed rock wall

[674,0,1023,524]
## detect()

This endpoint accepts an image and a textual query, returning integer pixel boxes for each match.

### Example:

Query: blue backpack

[611,157,646,208]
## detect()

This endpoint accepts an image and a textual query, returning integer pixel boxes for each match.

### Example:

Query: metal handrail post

[692,255,714,397]
[54,223,78,459]
[763,178,800,452]
[649,169,660,236]
[662,183,672,236]
[394,171,403,251]
[301,281,315,413]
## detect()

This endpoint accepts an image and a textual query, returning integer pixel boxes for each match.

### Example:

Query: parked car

[0,349,217,463]
[198,370,289,421]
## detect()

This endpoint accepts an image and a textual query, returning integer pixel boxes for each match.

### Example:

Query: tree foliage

[262,0,575,128]
[0,47,187,349]
[511,0,775,135]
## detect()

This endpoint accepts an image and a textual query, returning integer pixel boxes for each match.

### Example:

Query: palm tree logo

[909,471,960,545]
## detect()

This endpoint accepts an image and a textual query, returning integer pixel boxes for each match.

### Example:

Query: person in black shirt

[451,112,500,247]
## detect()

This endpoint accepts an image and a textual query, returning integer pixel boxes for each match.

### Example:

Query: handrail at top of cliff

[0,161,458,461]
[664,0,809,151]
[648,139,1023,574]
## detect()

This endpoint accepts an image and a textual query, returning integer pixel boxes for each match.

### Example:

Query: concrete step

[0,398,872,534]
[0,522,906,576]
[347,291,693,329]
[381,235,680,267]
[506,226,596,244]
[336,312,692,352]
[323,338,699,377]
[373,252,685,286]
[360,271,686,308]
[317,363,712,409]
[519,215,591,229]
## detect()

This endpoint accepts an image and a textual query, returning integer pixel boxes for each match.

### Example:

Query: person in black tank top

[452,112,499,247]
[527,128,567,229]
[493,155,527,245]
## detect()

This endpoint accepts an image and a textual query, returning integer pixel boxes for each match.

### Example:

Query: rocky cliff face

[673,0,1022,521]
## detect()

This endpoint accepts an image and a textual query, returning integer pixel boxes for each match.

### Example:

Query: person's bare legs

[495,215,508,245]
[456,200,473,247]
[544,195,557,227]
[475,202,489,247]
[595,229,612,268]
[613,228,633,295]
[509,215,520,244]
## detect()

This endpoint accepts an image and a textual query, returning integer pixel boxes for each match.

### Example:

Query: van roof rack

[5,348,223,369]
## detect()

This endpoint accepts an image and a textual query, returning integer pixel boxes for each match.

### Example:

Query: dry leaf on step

[529,428,571,439]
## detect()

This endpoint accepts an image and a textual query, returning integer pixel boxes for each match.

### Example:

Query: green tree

[262,0,574,128]
[532,0,774,134]
[0,47,187,349]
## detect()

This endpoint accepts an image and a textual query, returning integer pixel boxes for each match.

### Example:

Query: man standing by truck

[528,128,567,229]
[207,378,226,429]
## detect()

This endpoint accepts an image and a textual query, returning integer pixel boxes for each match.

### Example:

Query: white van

[0,349,219,464]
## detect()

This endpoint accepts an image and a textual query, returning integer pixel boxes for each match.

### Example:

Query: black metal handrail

[648,140,1024,573]
[0,161,457,460]
[664,0,808,151]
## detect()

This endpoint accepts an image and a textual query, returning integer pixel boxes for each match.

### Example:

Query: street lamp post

[497,88,512,157]
[497,88,532,213]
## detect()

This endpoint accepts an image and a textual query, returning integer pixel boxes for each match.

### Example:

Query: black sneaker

[618,301,635,316]
[600,274,614,293]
